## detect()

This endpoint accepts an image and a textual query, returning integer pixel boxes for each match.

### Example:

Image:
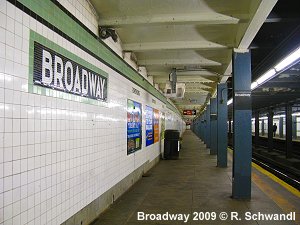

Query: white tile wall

[0,1,185,225]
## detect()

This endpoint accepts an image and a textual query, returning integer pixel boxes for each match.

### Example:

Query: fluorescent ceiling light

[227,98,233,105]
[292,112,300,116]
[251,82,258,90]
[256,69,276,84]
[273,114,285,118]
[274,47,300,72]
[259,116,268,120]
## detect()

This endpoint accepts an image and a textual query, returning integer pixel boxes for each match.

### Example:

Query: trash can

[164,129,180,159]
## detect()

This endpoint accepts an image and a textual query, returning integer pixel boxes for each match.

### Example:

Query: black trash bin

[164,129,180,159]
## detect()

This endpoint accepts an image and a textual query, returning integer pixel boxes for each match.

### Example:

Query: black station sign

[234,91,251,110]
[33,42,107,101]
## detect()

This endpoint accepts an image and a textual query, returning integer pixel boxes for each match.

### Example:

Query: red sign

[183,110,196,115]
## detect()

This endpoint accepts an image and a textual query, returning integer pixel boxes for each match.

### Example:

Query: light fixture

[99,27,118,42]
[259,116,268,120]
[256,68,276,84]
[227,98,233,105]
[251,82,258,90]
[273,114,285,118]
[274,47,300,72]
[225,46,300,106]
[250,45,300,91]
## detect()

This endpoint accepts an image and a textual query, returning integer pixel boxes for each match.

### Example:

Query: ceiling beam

[149,70,219,77]
[123,41,227,52]
[154,76,214,83]
[99,13,239,27]
[175,102,204,105]
[185,90,210,93]
[220,0,278,84]
[185,84,212,89]
[239,0,278,49]
[138,59,221,67]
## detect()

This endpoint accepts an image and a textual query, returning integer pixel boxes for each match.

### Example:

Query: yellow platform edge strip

[227,148,300,198]
[252,162,300,198]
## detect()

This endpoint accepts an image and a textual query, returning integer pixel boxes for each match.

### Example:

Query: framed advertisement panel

[127,99,142,154]
[146,106,154,146]
[153,109,160,143]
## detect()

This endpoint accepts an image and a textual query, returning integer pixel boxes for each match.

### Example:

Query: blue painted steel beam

[254,112,259,147]
[286,104,293,158]
[203,110,207,144]
[202,114,205,141]
[268,109,274,151]
[198,118,200,137]
[206,105,211,148]
[232,50,252,199]
[217,83,228,167]
[210,98,217,155]
[292,116,297,139]
[200,115,203,140]
[279,117,283,138]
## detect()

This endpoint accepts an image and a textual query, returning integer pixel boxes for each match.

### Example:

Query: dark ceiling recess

[250,0,300,80]
[228,0,300,109]
[252,61,300,110]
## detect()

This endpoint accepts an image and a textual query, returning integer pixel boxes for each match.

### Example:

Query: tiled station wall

[0,0,185,224]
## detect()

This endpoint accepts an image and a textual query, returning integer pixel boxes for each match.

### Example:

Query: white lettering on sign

[235,93,251,97]
[34,42,107,101]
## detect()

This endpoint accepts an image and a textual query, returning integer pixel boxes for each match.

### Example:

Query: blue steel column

[204,109,208,144]
[198,119,200,137]
[217,83,228,167]
[261,119,265,136]
[268,109,274,151]
[201,114,205,142]
[292,116,297,139]
[210,98,217,155]
[206,105,211,148]
[254,112,259,147]
[228,119,232,139]
[202,113,205,141]
[232,50,252,199]
[286,104,293,158]
[200,115,203,139]
[203,109,207,144]
[279,117,283,138]
[196,119,200,137]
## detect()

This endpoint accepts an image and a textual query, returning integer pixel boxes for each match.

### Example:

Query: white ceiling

[90,0,277,114]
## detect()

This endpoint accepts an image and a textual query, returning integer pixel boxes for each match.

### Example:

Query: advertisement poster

[153,109,160,143]
[146,106,154,146]
[160,112,165,139]
[127,99,142,155]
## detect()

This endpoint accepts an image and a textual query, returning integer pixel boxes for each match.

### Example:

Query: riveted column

[255,111,259,147]
[268,109,274,151]
[286,104,293,158]
[206,105,211,148]
[210,98,217,155]
[217,83,228,167]
[232,49,252,199]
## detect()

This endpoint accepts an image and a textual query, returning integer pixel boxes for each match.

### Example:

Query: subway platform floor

[91,130,300,225]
